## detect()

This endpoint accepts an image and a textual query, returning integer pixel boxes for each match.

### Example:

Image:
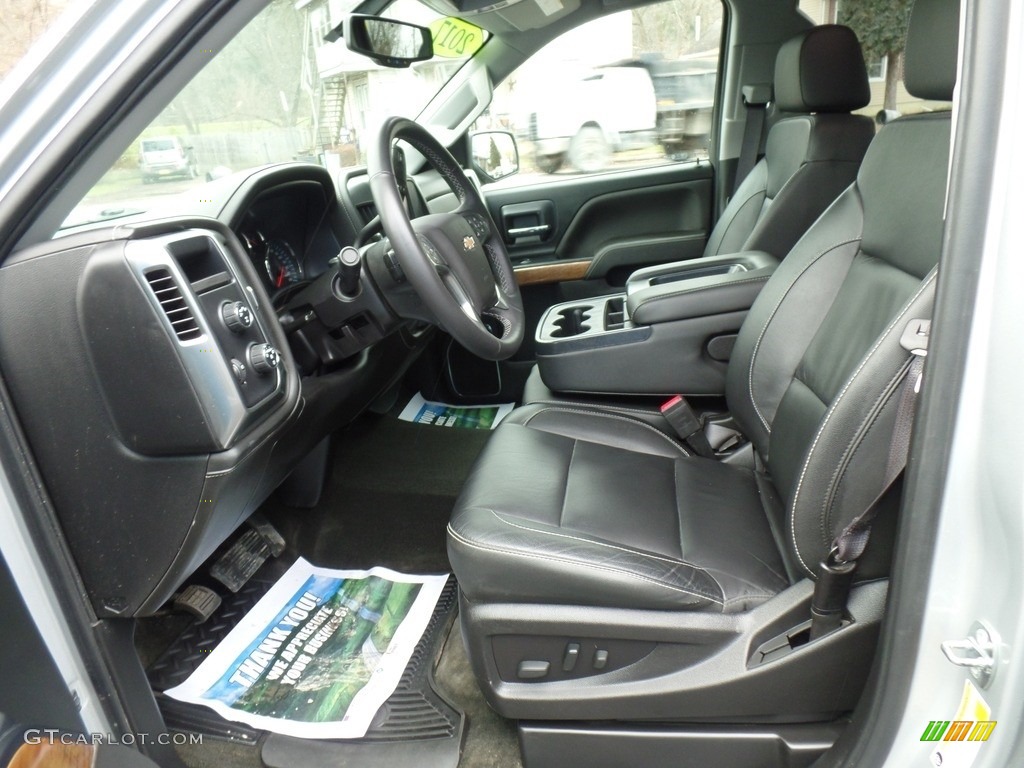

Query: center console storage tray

[534,251,779,395]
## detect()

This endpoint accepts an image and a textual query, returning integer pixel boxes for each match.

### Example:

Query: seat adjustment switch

[562,643,580,672]
[517,660,550,679]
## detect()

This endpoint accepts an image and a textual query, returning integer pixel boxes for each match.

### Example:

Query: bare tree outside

[162,0,311,133]
[366,18,405,57]
[837,0,914,112]
[0,0,63,81]
[632,0,723,58]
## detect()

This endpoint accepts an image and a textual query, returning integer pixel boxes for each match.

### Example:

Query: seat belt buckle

[660,396,715,457]
[809,548,858,641]
[660,396,701,436]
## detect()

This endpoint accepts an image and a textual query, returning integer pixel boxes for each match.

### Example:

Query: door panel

[485,159,713,358]
[482,161,714,274]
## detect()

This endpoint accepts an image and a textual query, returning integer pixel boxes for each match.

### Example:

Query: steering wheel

[368,116,524,361]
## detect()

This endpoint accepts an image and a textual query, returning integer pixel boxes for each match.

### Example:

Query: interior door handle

[507,225,550,238]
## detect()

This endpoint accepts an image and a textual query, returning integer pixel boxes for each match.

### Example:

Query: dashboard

[0,163,431,619]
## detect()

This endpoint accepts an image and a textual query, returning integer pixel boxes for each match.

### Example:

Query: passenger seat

[522,24,876,417]
[706,24,875,260]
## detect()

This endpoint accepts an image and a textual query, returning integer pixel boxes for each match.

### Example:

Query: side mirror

[469,131,519,183]
[343,15,433,68]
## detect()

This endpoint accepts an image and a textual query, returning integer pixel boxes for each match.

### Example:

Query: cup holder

[550,306,592,338]
[541,296,631,343]
[605,296,626,330]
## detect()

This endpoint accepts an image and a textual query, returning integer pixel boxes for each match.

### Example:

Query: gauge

[240,229,264,254]
[264,238,303,289]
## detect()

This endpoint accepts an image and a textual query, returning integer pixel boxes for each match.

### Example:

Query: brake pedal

[174,584,222,623]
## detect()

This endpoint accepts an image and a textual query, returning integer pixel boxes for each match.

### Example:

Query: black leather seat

[449,0,959,719]
[450,408,789,611]
[705,24,874,261]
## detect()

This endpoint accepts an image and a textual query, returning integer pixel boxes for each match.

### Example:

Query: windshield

[64,0,484,229]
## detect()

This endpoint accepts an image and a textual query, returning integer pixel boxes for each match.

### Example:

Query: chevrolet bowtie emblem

[463,236,476,251]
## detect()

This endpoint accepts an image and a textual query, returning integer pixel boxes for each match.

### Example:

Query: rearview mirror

[470,131,519,183]
[343,15,433,68]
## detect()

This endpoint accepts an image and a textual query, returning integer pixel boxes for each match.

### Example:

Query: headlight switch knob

[222,301,253,333]
[248,343,280,375]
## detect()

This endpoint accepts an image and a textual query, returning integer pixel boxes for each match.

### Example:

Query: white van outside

[527,66,657,173]
[138,136,197,183]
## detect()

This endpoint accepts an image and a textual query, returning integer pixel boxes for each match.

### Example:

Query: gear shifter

[334,245,361,298]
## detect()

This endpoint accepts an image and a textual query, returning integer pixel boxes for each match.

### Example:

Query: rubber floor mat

[147,575,464,766]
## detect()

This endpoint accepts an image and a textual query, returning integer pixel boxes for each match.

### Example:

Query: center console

[535,251,778,395]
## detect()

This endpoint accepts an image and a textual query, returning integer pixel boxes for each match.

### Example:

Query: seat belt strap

[733,83,771,197]
[660,395,715,458]
[809,319,930,639]
[831,319,930,563]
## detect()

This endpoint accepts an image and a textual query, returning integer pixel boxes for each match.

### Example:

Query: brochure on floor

[398,392,514,429]
[164,558,448,739]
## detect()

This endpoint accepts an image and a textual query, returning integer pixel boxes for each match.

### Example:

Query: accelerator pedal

[247,512,286,557]
[210,515,286,592]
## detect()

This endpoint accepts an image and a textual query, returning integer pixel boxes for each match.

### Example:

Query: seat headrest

[774,25,870,113]
[904,0,961,101]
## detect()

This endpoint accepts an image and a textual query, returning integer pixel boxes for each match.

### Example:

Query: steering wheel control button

[248,342,280,375]
[384,249,406,284]
[517,660,550,680]
[465,213,489,240]
[230,358,247,385]
[417,235,446,267]
[222,300,253,333]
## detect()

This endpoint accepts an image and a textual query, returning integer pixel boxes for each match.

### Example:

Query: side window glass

[799,0,951,126]
[476,0,723,183]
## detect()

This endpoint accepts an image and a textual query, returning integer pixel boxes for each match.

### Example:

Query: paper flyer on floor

[164,558,448,739]
[398,392,514,429]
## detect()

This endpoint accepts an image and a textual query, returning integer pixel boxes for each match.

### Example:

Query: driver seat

[447,0,959,724]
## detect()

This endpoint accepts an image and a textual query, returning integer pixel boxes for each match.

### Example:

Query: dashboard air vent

[145,268,202,341]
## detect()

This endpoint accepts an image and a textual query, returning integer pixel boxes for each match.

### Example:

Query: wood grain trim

[514,259,591,286]
[8,742,95,768]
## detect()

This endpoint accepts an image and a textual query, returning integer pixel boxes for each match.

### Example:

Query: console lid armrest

[626,251,779,326]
